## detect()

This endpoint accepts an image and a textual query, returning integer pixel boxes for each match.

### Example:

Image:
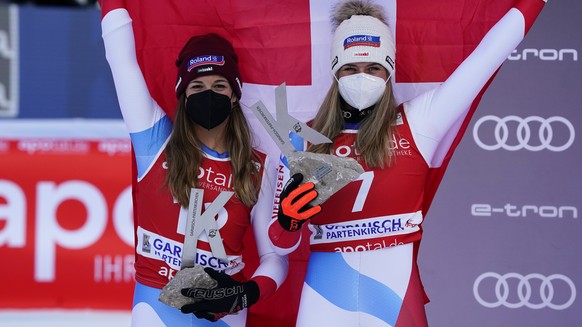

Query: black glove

[181,267,259,322]
[277,173,322,232]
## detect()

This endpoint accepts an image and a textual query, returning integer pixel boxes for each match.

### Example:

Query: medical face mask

[185,90,232,129]
[336,73,388,111]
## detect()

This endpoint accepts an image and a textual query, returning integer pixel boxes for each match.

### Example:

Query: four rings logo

[473,272,576,310]
[473,115,575,152]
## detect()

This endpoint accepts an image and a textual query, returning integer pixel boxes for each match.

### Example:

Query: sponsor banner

[0,137,134,309]
[309,211,421,245]
[420,1,582,324]
[136,226,244,276]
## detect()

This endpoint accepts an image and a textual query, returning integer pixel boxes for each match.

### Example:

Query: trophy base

[158,266,218,309]
[287,151,364,205]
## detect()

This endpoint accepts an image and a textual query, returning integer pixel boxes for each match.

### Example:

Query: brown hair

[308,79,398,168]
[165,94,260,207]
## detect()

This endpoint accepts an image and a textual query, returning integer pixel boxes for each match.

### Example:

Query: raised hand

[277,173,322,232]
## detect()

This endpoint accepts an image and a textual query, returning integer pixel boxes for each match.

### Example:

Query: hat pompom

[331,0,387,30]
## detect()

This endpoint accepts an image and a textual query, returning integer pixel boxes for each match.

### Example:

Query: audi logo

[473,272,576,310]
[472,115,575,152]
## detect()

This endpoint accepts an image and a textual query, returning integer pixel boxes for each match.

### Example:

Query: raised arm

[101,0,166,135]
[405,0,547,167]
[101,0,170,179]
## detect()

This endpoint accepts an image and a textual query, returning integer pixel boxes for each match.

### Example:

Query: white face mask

[336,73,388,111]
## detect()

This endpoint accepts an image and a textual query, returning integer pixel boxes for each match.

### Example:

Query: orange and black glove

[277,173,322,232]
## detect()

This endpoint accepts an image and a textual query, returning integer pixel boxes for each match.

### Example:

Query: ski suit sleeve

[404,0,546,168]
[249,154,289,300]
[101,1,171,178]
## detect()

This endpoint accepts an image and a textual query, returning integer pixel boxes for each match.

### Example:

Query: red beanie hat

[175,33,242,99]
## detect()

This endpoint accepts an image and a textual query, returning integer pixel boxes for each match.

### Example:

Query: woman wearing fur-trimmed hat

[101,1,287,326]
[268,0,547,326]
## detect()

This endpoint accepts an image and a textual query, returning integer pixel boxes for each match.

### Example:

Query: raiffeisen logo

[508,48,578,61]
[471,203,578,219]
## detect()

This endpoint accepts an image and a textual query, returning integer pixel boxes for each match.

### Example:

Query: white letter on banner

[35,181,107,282]
[0,180,26,247]
[471,204,491,216]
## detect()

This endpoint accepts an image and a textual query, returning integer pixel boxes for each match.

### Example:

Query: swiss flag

[103,0,543,325]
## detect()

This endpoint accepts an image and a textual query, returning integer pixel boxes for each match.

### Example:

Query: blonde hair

[309,80,398,168]
[165,94,260,207]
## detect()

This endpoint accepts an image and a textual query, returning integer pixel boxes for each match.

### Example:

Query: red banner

[0,138,134,310]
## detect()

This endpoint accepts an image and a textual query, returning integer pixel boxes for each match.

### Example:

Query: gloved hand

[277,173,322,232]
[181,267,259,322]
